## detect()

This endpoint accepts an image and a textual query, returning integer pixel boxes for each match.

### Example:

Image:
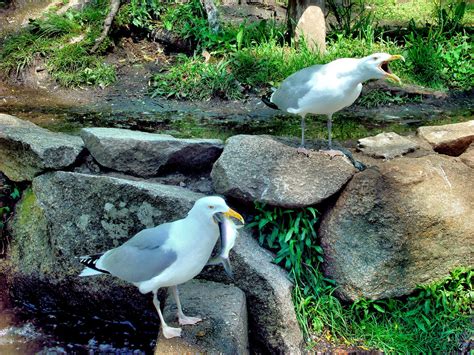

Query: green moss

[10,188,54,275]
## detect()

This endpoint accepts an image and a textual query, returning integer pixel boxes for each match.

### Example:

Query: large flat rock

[0,114,84,181]
[211,135,357,208]
[155,280,248,354]
[200,230,304,353]
[320,154,474,300]
[8,171,204,325]
[81,127,223,176]
[417,120,474,156]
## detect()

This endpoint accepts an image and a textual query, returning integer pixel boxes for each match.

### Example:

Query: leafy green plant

[326,0,379,42]
[151,55,243,100]
[248,202,322,275]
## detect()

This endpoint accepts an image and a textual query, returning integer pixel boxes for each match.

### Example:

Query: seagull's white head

[188,196,244,224]
[358,53,404,84]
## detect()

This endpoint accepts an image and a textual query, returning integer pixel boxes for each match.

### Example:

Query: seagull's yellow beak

[223,208,245,225]
[384,55,404,85]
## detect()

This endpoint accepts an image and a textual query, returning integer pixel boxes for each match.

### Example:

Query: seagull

[262,53,404,156]
[78,196,244,339]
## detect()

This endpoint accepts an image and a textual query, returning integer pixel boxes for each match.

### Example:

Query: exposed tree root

[91,0,120,53]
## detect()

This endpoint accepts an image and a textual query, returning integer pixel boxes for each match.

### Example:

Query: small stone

[357,132,418,159]
[417,120,474,156]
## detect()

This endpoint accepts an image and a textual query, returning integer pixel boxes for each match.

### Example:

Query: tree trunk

[287,0,326,53]
[200,0,220,33]
[91,0,120,53]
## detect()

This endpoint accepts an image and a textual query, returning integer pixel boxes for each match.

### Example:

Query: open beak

[223,208,245,225]
[381,55,404,84]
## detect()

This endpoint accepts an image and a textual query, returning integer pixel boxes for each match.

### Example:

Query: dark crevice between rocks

[0,172,27,258]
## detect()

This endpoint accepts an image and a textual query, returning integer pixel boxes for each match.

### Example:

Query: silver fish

[207,214,243,279]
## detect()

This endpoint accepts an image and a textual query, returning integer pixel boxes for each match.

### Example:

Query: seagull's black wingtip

[261,93,279,110]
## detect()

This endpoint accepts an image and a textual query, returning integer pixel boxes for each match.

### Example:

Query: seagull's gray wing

[101,223,177,283]
[271,64,323,112]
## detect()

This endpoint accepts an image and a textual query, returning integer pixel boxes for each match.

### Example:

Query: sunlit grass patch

[0,0,115,87]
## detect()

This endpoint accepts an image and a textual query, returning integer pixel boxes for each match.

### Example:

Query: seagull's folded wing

[101,223,178,283]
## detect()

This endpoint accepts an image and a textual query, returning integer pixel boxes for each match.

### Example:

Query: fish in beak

[208,209,244,279]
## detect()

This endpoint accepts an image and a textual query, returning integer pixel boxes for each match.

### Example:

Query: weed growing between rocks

[0,173,21,256]
[248,203,473,352]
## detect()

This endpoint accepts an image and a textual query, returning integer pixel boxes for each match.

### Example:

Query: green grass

[249,203,474,352]
[0,0,115,87]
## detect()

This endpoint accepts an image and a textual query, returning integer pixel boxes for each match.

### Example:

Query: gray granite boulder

[0,114,84,181]
[8,171,204,325]
[211,135,357,208]
[357,132,419,159]
[417,120,474,156]
[200,230,303,353]
[320,154,474,300]
[155,280,248,354]
[81,127,223,176]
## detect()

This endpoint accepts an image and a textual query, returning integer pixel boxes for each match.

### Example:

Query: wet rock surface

[155,280,248,354]
[81,127,223,176]
[0,113,84,181]
[200,230,304,353]
[417,120,474,156]
[320,154,474,300]
[357,132,419,159]
[211,135,357,208]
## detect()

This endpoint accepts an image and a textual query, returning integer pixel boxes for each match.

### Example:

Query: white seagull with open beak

[262,53,404,156]
[78,196,244,339]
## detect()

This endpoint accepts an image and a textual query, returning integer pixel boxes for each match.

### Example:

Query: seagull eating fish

[78,196,244,339]
[262,53,404,156]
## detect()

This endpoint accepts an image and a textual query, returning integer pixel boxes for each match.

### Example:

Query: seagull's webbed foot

[162,325,182,339]
[319,149,345,159]
[178,314,202,326]
[297,147,310,156]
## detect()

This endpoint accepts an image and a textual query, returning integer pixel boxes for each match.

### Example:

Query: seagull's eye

[373,56,379,61]
[208,205,215,209]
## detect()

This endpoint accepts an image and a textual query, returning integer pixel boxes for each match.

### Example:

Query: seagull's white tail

[79,267,104,277]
